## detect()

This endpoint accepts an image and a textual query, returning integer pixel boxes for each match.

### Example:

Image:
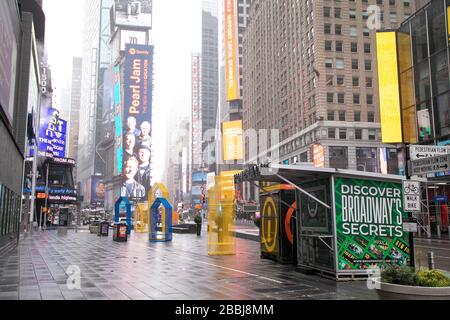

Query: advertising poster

[222,120,243,161]
[224,0,240,101]
[91,176,105,204]
[121,44,153,200]
[114,0,152,29]
[114,65,123,176]
[335,177,410,271]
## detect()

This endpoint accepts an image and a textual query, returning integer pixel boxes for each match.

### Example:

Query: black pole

[405,143,415,269]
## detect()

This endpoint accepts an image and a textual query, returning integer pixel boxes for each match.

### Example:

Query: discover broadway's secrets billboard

[335,177,410,271]
[121,44,153,200]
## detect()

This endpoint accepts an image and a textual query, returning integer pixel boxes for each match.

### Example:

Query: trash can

[98,221,110,237]
[89,220,99,234]
[113,222,128,242]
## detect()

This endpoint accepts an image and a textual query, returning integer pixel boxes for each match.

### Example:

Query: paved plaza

[0,227,380,300]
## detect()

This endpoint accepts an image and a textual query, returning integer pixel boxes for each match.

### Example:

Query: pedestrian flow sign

[402,180,421,212]
[409,145,450,161]
[409,154,450,176]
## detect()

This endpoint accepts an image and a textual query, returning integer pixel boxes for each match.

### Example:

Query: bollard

[427,252,435,270]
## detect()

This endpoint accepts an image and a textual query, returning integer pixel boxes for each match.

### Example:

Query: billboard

[37,106,67,158]
[113,0,152,29]
[120,30,147,51]
[222,120,243,161]
[0,0,18,125]
[121,44,153,200]
[224,0,240,101]
[91,176,105,204]
[376,32,403,143]
[335,177,410,271]
[114,65,123,176]
[311,144,325,168]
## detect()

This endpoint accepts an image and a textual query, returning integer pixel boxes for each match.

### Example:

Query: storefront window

[435,92,450,138]
[417,102,434,142]
[356,147,379,173]
[414,59,431,103]
[427,0,446,55]
[329,146,348,169]
[430,50,449,96]
[387,148,399,175]
[411,11,428,64]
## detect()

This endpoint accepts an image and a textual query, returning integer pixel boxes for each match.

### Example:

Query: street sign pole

[405,144,415,269]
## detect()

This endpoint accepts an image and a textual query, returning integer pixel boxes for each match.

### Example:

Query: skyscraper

[243,0,416,173]
[78,0,113,205]
[200,0,219,173]
[68,57,82,179]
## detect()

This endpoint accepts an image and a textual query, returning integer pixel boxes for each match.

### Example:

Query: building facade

[68,57,82,181]
[243,0,416,177]
[0,0,44,250]
[77,0,113,206]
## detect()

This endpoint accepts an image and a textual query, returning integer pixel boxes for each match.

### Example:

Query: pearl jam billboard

[334,177,411,271]
[121,44,153,200]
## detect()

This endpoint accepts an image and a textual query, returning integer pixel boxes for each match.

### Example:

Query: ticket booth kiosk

[235,164,419,280]
[259,184,296,264]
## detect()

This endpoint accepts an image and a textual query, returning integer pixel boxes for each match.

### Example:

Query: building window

[366,77,373,88]
[354,111,361,122]
[339,110,346,121]
[352,59,359,70]
[327,93,334,103]
[368,111,375,122]
[335,24,342,35]
[364,43,371,53]
[353,94,360,104]
[338,93,345,104]
[353,76,359,87]
[328,128,336,139]
[325,40,332,51]
[339,129,347,139]
[325,58,333,68]
[329,146,348,169]
[367,95,374,105]
[328,110,335,120]
[355,128,362,139]
[336,41,343,52]
[368,129,376,140]
[356,147,379,173]
[365,60,372,71]
[326,75,333,86]
[337,75,344,86]
[336,59,344,69]
[324,7,331,17]
[351,42,358,52]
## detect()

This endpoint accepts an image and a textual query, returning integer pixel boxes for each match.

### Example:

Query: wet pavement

[0,228,380,300]
[415,238,450,272]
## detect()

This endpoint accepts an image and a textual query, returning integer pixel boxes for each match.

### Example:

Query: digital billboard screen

[113,0,152,29]
[37,106,67,158]
[121,44,153,200]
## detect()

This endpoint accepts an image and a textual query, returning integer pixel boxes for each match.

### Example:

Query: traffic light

[201,194,206,204]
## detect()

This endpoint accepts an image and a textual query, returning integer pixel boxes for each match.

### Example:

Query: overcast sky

[43,0,201,182]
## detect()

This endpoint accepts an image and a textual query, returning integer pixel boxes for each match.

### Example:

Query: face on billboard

[124,157,139,180]
[138,147,150,164]
[122,44,154,199]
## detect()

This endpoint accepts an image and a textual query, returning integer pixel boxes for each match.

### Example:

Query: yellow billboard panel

[448,6,450,45]
[224,0,240,101]
[376,32,403,143]
[222,120,243,161]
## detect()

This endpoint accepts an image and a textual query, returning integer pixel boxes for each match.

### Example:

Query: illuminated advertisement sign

[311,144,325,168]
[120,30,147,51]
[113,0,152,29]
[376,32,403,143]
[37,106,67,158]
[222,120,243,161]
[335,177,410,271]
[0,0,18,125]
[114,65,123,176]
[448,6,450,45]
[91,176,105,204]
[121,44,153,200]
[224,0,240,101]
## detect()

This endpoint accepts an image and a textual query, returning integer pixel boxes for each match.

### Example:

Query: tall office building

[68,57,82,179]
[200,0,219,173]
[78,0,113,205]
[243,0,416,174]
[216,0,252,175]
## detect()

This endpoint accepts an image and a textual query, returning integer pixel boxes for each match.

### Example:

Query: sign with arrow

[409,154,450,176]
[409,145,450,161]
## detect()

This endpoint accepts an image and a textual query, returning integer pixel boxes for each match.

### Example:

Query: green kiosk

[235,164,419,280]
